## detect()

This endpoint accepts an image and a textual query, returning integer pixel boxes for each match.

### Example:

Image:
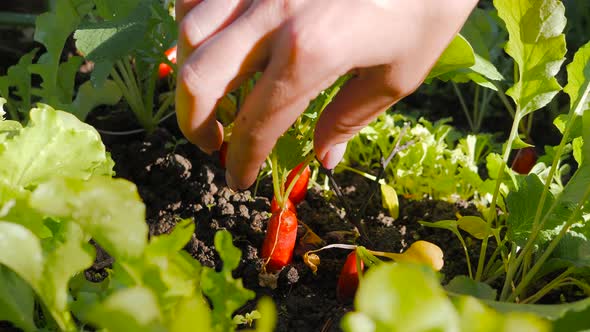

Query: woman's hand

[175,0,478,189]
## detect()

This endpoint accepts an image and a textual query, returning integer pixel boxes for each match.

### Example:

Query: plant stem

[322,168,367,240]
[335,164,377,181]
[270,154,282,208]
[143,67,159,132]
[452,82,475,132]
[472,85,480,132]
[0,12,37,26]
[509,185,590,301]
[475,110,522,281]
[493,82,528,135]
[521,267,575,304]
[476,88,494,132]
[502,108,578,300]
[456,232,473,279]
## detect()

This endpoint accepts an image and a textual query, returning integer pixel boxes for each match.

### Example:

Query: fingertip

[175,81,224,155]
[317,142,347,170]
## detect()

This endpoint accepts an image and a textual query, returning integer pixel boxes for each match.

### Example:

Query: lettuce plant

[343,112,496,206]
[0,99,271,331]
[342,263,549,332]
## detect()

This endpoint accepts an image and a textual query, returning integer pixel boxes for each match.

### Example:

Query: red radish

[261,209,298,272]
[158,45,177,79]
[337,251,364,302]
[511,147,537,174]
[285,163,311,205]
[219,142,228,168]
[270,197,296,214]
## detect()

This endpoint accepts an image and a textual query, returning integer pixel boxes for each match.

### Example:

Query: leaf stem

[0,12,37,26]
[509,185,590,301]
[520,267,575,304]
[475,110,521,281]
[502,107,577,300]
[452,82,475,132]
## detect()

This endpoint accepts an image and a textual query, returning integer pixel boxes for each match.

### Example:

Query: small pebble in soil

[279,266,300,287]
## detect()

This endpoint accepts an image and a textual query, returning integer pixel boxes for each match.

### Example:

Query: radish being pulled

[261,209,298,272]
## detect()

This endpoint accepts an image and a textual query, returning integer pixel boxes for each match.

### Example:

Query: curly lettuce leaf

[86,286,164,332]
[202,230,256,332]
[342,263,550,332]
[0,104,113,188]
[342,263,460,331]
[30,176,147,259]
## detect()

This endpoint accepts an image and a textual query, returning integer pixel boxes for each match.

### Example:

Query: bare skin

[175,0,479,189]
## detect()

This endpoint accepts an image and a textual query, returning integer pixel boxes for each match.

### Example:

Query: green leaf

[143,219,201,301]
[0,98,5,119]
[86,286,164,332]
[553,114,583,139]
[170,296,212,332]
[446,275,497,300]
[38,222,95,330]
[30,177,147,259]
[455,296,550,332]
[564,41,590,116]
[274,134,307,172]
[341,263,459,331]
[572,137,583,165]
[245,297,276,332]
[506,174,563,246]
[0,266,36,332]
[0,48,37,115]
[437,54,504,90]
[551,232,590,268]
[484,297,590,328]
[495,0,567,115]
[428,34,476,80]
[0,106,111,188]
[70,80,122,120]
[457,216,490,240]
[32,0,93,106]
[460,8,507,62]
[380,183,399,219]
[201,230,255,332]
[93,0,142,20]
[74,3,150,63]
[0,222,43,287]
[57,56,84,104]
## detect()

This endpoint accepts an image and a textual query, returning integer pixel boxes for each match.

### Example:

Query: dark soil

[86,110,483,332]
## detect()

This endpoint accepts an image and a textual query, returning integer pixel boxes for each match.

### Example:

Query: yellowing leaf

[380,183,399,219]
[458,216,490,240]
[384,241,444,271]
[303,253,320,274]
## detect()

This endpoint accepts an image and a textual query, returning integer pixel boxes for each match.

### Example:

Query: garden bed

[94,115,480,331]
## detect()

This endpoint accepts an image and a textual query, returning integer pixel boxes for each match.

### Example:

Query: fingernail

[225,169,237,190]
[319,142,347,170]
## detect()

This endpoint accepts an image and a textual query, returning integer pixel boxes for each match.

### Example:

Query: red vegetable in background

[158,45,177,79]
[285,163,311,205]
[261,209,298,272]
[219,141,228,168]
[511,147,537,174]
[337,251,364,302]
[270,197,296,214]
